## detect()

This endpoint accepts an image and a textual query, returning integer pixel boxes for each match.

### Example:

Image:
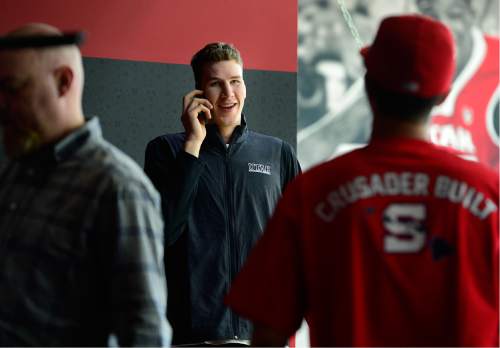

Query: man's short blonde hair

[190,42,243,89]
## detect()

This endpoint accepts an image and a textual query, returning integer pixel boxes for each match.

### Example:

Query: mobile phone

[197,94,210,123]
[198,111,207,122]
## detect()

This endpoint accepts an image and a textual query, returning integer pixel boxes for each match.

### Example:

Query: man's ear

[54,66,74,97]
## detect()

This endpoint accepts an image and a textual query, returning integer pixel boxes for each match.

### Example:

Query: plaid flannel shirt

[0,117,171,346]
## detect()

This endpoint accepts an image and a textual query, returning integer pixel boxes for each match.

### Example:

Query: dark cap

[361,14,455,98]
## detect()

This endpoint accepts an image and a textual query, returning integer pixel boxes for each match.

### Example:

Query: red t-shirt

[226,137,499,347]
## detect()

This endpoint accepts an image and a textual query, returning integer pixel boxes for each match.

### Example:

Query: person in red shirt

[225,14,499,347]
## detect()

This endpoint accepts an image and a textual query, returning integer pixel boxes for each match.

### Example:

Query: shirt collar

[53,116,102,162]
[17,116,102,166]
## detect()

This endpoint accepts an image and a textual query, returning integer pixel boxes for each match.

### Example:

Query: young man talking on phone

[144,43,301,346]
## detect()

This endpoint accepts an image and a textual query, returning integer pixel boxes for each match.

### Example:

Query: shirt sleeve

[280,141,302,190]
[144,137,205,246]
[106,181,172,347]
[225,178,306,338]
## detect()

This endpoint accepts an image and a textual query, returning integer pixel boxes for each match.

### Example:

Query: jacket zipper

[224,145,239,339]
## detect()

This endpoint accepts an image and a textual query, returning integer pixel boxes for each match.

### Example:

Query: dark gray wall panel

[82,57,297,167]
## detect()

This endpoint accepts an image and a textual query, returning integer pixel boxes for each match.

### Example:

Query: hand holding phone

[181,89,213,157]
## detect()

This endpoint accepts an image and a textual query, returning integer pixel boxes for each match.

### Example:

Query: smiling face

[200,59,246,131]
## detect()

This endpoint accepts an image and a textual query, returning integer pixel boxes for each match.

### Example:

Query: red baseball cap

[361,14,456,98]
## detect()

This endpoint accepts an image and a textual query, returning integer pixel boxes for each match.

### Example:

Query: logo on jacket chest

[248,162,271,175]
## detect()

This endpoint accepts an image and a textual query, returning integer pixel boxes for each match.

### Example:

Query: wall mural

[297,0,499,171]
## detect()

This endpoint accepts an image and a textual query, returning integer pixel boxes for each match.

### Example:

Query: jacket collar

[205,114,249,148]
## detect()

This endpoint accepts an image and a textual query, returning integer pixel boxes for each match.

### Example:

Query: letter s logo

[383,203,426,253]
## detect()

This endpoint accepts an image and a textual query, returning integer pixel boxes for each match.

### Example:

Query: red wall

[0,0,297,72]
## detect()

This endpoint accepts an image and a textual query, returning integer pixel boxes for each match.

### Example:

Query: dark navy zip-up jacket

[144,117,301,344]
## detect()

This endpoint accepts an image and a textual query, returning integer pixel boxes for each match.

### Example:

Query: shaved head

[0,23,85,158]
[4,23,84,92]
